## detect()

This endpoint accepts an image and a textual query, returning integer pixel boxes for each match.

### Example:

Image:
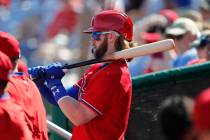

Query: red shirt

[187,58,207,65]
[7,73,48,140]
[72,60,132,140]
[0,93,32,140]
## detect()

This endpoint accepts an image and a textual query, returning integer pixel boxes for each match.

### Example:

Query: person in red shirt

[0,31,48,140]
[0,51,32,140]
[142,32,169,74]
[29,10,135,140]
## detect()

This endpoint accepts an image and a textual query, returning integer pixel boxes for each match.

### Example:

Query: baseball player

[29,10,136,140]
[0,32,48,140]
[0,51,32,140]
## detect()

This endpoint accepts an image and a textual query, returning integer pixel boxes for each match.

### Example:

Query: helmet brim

[83,27,94,33]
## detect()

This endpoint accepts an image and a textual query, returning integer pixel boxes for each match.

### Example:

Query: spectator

[165,17,200,67]
[129,13,168,76]
[199,0,210,22]
[143,32,170,73]
[47,1,79,39]
[159,9,179,26]
[180,10,203,31]
[0,51,32,140]
[187,31,210,65]
[158,95,196,140]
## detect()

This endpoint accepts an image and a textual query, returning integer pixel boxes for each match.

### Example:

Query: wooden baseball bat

[62,39,175,69]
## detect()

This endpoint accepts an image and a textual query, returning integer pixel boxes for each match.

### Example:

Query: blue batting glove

[45,63,64,80]
[38,84,59,106]
[39,84,79,106]
[46,79,68,103]
[28,66,47,85]
[45,63,79,103]
[45,63,67,103]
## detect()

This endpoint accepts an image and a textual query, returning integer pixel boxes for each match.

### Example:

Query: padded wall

[125,62,210,140]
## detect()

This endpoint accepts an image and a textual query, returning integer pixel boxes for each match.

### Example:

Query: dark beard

[92,38,108,59]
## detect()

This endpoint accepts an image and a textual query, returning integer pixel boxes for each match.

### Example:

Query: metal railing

[47,120,72,140]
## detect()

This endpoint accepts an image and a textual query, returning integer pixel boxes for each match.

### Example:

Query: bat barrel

[107,39,175,60]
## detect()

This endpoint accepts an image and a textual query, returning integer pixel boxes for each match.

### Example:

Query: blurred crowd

[1,0,210,140]
[128,0,210,76]
[0,0,210,80]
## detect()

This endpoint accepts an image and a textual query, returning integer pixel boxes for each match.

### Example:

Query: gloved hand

[45,63,67,103]
[45,63,64,80]
[28,66,47,86]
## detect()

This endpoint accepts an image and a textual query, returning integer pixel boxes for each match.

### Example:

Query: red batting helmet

[83,10,133,42]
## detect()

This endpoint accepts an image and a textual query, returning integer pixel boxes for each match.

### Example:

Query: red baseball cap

[141,32,161,43]
[159,9,178,25]
[193,88,210,132]
[0,31,20,59]
[0,51,12,81]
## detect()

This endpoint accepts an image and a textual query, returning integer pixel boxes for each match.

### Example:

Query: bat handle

[61,58,111,69]
[31,58,112,80]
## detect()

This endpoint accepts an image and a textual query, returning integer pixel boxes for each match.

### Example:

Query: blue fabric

[128,56,151,77]
[172,48,198,68]
[66,85,79,100]
[175,0,191,7]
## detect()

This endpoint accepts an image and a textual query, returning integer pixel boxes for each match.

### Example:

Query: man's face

[92,37,108,59]
[90,31,110,59]
[166,33,191,54]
